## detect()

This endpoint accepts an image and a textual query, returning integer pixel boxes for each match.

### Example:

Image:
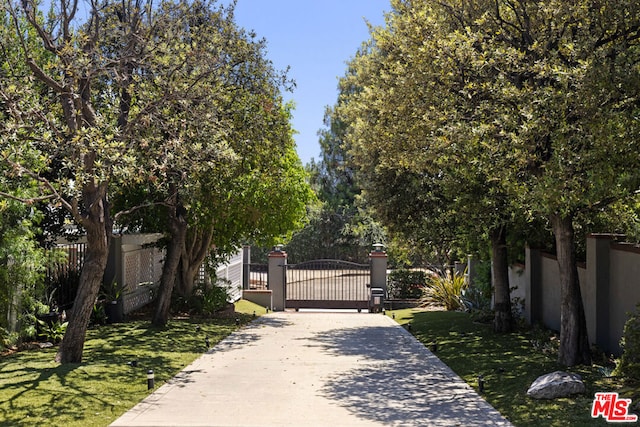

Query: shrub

[36,319,68,343]
[421,269,468,311]
[200,281,230,316]
[473,260,493,302]
[614,304,640,383]
[0,327,10,349]
[172,280,231,316]
[387,269,427,299]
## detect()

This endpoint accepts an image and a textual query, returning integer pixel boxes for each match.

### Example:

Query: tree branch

[113,200,172,221]
[0,190,56,204]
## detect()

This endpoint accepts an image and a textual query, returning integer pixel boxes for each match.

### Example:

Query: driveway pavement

[110,311,513,426]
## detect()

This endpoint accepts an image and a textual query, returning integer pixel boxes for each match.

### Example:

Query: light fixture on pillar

[372,243,385,252]
[274,244,284,252]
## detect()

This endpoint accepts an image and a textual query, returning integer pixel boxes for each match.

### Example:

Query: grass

[2,301,635,426]
[390,308,637,426]
[0,300,266,427]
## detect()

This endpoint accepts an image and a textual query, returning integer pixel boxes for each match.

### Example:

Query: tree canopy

[0,0,311,359]
[337,0,640,365]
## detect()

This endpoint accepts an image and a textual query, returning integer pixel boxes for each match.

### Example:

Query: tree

[0,0,151,362]
[461,0,640,365]
[0,195,46,335]
[339,0,640,364]
[288,104,385,264]
[105,0,313,326]
[337,0,517,331]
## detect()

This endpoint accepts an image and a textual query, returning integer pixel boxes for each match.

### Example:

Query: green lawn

[0,300,265,427]
[2,303,636,426]
[390,308,637,426]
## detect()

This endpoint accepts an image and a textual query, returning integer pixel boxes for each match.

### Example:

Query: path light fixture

[205,336,210,349]
[147,370,155,390]
[235,318,240,326]
[478,375,485,393]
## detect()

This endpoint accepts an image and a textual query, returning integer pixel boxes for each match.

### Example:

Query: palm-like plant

[420,268,468,311]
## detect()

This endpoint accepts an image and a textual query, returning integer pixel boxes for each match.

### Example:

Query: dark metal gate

[285,259,370,310]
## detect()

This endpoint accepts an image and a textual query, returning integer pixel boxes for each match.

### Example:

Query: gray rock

[526,371,585,399]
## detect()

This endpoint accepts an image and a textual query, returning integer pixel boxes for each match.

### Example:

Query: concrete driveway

[110,311,512,427]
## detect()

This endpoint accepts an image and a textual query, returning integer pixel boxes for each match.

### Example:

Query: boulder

[526,371,585,399]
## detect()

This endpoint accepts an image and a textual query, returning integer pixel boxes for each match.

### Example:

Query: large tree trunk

[551,214,591,366]
[56,185,110,363]
[491,225,513,333]
[175,227,213,297]
[152,197,187,327]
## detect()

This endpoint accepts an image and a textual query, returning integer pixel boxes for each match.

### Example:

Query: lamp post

[147,370,155,390]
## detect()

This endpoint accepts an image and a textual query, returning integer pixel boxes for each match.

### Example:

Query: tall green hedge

[615,304,640,383]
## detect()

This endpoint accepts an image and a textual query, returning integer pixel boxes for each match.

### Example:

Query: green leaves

[337,0,640,261]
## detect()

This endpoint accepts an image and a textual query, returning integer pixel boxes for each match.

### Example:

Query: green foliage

[172,281,230,317]
[392,309,624,426]
[286,97,385,264]
[473,261,492,299]
[0,326,12,349]
[387,269,427,299]
[200,284,230,316]
[0,315,249,426]
[614,305,640,383]
[421,269,468,311]
[90,303,107,327]
[100,281,124,303]
[337,0,640,365]
[36,319,67,344]
[284,204,382,263]
[0,198,47,334]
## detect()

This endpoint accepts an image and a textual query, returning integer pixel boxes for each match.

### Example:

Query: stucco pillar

[524,246,542,324]
[466,254,477,286]
[242,245,251,290]
[268,248,287,311]
[369,245,388,295]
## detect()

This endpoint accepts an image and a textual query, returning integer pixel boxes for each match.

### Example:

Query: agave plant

[420,268,468,311]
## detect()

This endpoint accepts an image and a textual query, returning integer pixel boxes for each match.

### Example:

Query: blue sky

[231,0,390,165]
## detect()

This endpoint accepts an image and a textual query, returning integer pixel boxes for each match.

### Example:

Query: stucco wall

[517,236,640,356]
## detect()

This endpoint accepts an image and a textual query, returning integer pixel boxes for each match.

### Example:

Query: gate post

[268,247,287,311]
[369,244,388,294]
[242,245,251,290]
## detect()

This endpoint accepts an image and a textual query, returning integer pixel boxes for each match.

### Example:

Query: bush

[172,280,231,316]
[0,327,13,349]
[387,269,427,299]
[421,269,468,311]
[200,282,230,316]
[36,319,68,343]
[473,260,493,302]
[614,304,640,383]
